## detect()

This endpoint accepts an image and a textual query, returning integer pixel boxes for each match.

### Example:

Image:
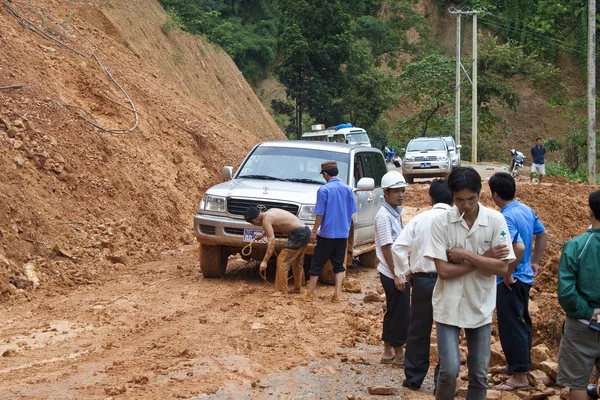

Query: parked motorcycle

[509,149,526,177]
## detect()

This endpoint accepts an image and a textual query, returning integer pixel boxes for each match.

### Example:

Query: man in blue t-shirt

[530,138,546,184]
[300,160,356,303]
[488,172,548,390]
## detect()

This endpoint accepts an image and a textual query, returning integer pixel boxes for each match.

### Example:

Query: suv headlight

[199,195,226,212]
[298,205,316,220]
[438,155,448,161]
[404,157,414,162]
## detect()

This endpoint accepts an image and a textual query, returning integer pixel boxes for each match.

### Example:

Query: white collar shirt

[392,203,452,276]
[375,202,403,279]
[424,204,516,328]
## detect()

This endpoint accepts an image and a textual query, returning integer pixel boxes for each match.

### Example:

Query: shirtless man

[244,207,311,295]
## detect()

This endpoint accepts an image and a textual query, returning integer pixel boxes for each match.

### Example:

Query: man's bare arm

[508,242,525,275]
[531,231,548,274]
[433,258,476,280]
[259,219,276,271]
[447,248,509,276]
[310,215,323,245]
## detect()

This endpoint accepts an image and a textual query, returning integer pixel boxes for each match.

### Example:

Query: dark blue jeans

[436,322,491,400]
[496,279,532,372]
[380,273,411,347]
[404,273,438,387]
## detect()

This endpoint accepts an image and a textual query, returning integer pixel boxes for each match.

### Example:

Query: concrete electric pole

[588,0,597,184]
[448,8,487,163]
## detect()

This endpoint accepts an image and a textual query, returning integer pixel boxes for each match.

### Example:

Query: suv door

[352,151,386,245]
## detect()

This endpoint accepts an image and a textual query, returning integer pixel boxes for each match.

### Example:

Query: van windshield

[407,140,446,152]
[346,132,370,145]
[237,146,349,184]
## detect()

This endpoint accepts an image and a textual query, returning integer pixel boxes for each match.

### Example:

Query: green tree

[396,54,456,137]
[351,2,431,67]
[340,39,398,130]
[275,0,352,135]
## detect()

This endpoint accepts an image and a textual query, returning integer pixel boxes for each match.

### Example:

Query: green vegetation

[435,0,597,65]
[162,7,184,35]
[157,0,430,137]
[157,0,595,168]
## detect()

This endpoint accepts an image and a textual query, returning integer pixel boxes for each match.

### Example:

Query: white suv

[442,136,462,167]
[193,141,387,278]
[401,137,452,183]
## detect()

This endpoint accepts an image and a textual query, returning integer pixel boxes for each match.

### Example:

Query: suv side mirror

[355,177,375,191]
[456,145,462,149]
[400,148,406,153]
[221,166,233,181]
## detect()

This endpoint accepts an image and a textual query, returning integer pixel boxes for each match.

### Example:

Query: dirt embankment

[0,0,283,293]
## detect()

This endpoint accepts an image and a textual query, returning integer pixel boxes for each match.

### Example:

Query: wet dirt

[1,178,596,399]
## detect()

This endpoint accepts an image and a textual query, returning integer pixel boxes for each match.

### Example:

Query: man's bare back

[262,208,305,235]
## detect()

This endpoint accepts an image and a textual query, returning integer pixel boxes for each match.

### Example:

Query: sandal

[494,381,531,391]
[391,356,404,367]
[380,355,394,364]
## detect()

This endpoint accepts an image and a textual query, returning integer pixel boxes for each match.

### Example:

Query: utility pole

[448,8,487,163]
[472,12,478,163]
[588,0,596,184]
[455,12,461,148]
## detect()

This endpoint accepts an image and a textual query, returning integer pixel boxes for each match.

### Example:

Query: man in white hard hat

[375,170,410,366]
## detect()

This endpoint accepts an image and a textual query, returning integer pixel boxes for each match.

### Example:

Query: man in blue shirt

[530,138,546,184]
[488,172,548,390]
[300,160,356,302]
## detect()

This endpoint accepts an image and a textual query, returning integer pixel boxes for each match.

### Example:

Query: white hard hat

[381,170,408,189]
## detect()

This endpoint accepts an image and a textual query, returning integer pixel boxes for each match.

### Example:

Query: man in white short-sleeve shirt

[392,178,453,391]
[424,167,515,400]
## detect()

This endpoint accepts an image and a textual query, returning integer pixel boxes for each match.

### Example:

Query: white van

[302,124,371,147]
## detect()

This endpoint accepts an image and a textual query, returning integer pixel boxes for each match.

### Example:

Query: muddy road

[1,243,438,400]
[0,177,595,399]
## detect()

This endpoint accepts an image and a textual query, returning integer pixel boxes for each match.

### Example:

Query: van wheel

[199,244,227,278]
[359,250,379,268]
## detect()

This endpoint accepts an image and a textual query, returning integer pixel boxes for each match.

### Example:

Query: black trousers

[496,279,532,372]
[404,273,438,387]
[379,273,411,347]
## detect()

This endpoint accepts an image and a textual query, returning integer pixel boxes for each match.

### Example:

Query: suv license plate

[243,229,268,243]
[421,162,431,168]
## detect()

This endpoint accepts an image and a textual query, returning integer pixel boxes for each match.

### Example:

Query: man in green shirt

[557,189,600,400]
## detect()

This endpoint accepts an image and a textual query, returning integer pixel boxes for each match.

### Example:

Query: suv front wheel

[199,244,228,278]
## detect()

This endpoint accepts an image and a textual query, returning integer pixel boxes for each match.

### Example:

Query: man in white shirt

[392,178,453,390]
[375,170,409,366]
[424,167,516,400]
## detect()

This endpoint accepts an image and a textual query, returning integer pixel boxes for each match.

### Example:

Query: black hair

[429,178,453,205]
[536,137,542,141]
[589,190,600,220]
[324,167,339,177]
[488,172,516,201]
[244,207,260,223]
[447,167,482,195]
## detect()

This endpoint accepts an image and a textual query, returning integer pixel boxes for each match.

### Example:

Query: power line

[480,14,598,56]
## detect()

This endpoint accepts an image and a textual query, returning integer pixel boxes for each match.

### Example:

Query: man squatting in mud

[244,207,311,295]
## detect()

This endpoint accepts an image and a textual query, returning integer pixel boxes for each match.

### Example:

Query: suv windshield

[407,139,446,152]
[237,146,349,184]
[443,137,455,150]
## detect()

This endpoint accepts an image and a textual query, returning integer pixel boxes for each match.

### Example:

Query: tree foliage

[435,0,595,64]
[157,0,278,85]
[396,54,456,137]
